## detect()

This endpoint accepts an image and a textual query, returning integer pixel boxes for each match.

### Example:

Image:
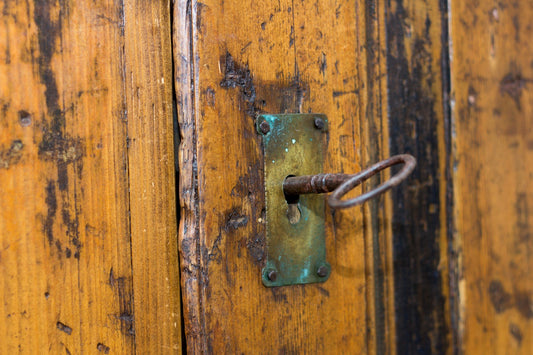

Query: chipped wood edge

[173,0,208,353]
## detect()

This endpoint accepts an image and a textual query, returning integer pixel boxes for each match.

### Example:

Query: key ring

[282,154,417,209]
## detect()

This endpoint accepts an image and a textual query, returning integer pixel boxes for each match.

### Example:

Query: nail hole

[18,110,32,127]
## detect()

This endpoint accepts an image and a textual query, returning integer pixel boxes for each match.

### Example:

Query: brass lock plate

[257,114,330,287]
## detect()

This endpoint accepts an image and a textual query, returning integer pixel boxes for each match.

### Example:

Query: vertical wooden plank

[385,0,453,353]
[450,0,533,353]
[173,0,203,351]
[174,0,392,353]
[358,0,396,353]
[124,1,182,353]
[0,1,135,353]
[0,0,181,352]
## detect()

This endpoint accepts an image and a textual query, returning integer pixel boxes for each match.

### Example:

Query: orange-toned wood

[124,1,182,353]
[450,0,533,353]
[358,1,394,353]
[174,0,391,353]
[0,1,180,353]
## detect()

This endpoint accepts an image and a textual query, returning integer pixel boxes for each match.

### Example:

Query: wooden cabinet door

[174,0,395,353]
[173,0,533,354]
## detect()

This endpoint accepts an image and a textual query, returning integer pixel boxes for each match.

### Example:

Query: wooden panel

[0,1,180,353]
[385,0,452,353]
[174,0,392,353]
[358,0,395,353]
[450,0,533,353]
[123,1,182,353]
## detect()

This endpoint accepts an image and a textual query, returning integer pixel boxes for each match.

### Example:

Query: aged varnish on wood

[1,0,531,353]
[450,0,533,353]
[174,0,393,353]
[0,1,181,353]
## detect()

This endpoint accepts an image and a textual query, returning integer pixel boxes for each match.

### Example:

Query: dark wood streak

[363,0,387,353]
[33,1,85,260]
[386,0,451,354]
[109,268,135,338]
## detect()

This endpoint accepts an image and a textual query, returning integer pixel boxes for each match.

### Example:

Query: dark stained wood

[385,0,453,353]
[360,0,397,352]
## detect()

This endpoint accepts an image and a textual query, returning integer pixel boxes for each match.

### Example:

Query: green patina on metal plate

[257,114,330,287]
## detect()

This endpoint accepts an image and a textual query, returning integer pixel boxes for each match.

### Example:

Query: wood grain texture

[385,0,452,354]
[174,0,393,353]
[0,1,180,353]
[358,0,395,353]
[123,1,182,353]
[450,0,533,353]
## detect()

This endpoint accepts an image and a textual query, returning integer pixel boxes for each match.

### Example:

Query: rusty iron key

[283,154,417,209]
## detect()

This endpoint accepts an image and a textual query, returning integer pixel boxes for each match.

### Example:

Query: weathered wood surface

[123,2,182,352]
[174,0,393,353]
[3,0,531,353]
[386,0,452,353]
[450,0,533,353]
[0,1,181,353]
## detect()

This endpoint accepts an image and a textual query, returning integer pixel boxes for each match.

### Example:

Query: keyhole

[284,175,301,224]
